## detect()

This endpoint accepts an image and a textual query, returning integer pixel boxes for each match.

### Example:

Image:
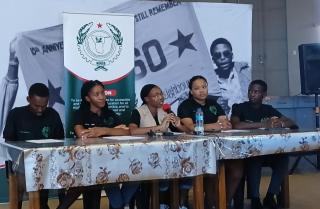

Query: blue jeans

[105,182,139,208]
[159,178,193,191]
[134,178,193,209]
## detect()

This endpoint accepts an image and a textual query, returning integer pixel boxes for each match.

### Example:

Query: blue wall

[264,96,317,129]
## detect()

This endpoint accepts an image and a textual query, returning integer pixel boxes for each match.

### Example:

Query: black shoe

[263,195,278,209]
[251,197,263,209]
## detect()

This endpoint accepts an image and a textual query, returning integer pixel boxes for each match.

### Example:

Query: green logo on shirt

[209,106,217,115]
[42,126,50,138]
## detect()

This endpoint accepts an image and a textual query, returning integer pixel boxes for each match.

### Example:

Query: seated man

[231,79,297,209]
[3,83,65,209]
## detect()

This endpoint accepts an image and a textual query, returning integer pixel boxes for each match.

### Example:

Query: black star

[169,29,197,57]
[48,80,65,107]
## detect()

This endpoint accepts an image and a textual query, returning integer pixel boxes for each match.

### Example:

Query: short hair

[210,38,233,56]
[249,80,268,92]
[28,83,49,97]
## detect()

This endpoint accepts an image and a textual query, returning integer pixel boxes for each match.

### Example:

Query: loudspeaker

[299,43,320,94]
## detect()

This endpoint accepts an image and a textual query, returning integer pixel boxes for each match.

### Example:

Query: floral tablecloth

[0,135,216,192]
[2,129,318,192]
[213,129,320,159]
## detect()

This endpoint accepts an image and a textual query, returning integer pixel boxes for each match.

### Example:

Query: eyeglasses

[212,51,232,60]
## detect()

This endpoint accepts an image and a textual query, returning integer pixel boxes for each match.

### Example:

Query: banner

[194,3,252,116]
[0,0,252,135]
[63,13,134,137]
[109,1,252,115]
[108,1,221,111]
[6,25,65,124]
[0,0,129,187]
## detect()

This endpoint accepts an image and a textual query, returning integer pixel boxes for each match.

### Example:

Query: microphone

[162,103,171,113]
[162,103,175,134]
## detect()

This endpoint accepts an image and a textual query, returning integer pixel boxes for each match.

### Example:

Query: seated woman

[58,80,138,209]
[177,75,243,209]
[129,84,190,209]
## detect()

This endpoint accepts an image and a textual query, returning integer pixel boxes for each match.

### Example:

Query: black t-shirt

[73,107,122,129]
[177,98,225,124]
[3,105,64,141]
[231,101,282,122]
[129,108,178,131]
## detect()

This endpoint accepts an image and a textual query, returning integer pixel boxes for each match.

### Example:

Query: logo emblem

[209,105,217,115]
[42,126,50,138]
[77,22,123,71]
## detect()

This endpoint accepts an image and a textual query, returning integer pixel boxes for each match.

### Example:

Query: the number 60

[134,39,167,80]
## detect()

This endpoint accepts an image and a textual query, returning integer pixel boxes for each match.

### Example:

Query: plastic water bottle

[195,108,204,135]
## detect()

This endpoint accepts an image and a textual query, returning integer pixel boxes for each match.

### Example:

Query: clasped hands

[156,113,181,133]
[80,124,128,138]
[261,117,284,129]
[209,116,232,131]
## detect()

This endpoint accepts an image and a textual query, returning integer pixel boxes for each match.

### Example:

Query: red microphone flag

[162,103,171,113]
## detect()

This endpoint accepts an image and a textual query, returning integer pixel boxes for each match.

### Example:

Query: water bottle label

[196,114,203,121]
[195,108,204,135]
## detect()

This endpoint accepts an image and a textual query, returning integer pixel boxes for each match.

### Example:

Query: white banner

[109,1,221,110]
[0,0,129,168]
[194,3,252,116]
[0,0,129,137]
[63,12,134,82]
[109,1,252,114]
[0,0,252,135]
[5,25,65,125]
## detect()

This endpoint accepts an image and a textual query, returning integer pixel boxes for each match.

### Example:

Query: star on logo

[169,29,197,57]
[97,23,103,28]
[48,80,65,107]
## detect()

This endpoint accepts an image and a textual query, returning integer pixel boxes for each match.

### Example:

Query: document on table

[103,136,145,141]
[26,139,63,143]
[170,132,184,135]
[221,129,250,133]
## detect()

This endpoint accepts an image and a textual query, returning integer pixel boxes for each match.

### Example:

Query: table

[3,129,319,209]
[0,134,216,209]
[211,129,320,209]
